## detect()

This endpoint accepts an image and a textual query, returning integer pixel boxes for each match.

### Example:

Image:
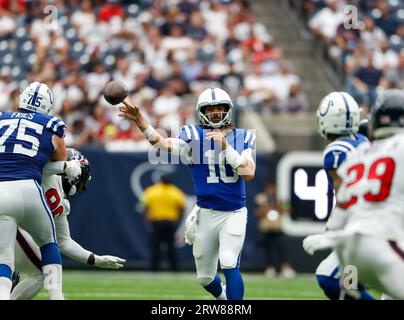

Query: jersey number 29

[342,157,395,208]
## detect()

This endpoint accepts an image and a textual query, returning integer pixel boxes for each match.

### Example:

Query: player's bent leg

[20,181,63,300]
[11,274,44,300]
[0,216,17,300]
[193,209,224,300]
[316,251,375,300]
[375,240,404,299]
[315,251,341,300]
[219,208,247,300]
[13,228,44,300]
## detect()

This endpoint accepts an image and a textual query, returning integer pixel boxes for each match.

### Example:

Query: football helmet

[62,148,91,197]
[317,91,360,140]
[19,82,54,115]
[196,87,233,128]
[371,89,404,139]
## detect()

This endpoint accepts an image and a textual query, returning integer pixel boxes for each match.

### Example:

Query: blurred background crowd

[0,0,308,152]
[302,0,403,114]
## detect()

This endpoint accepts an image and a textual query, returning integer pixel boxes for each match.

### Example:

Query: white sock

[0,277,12,300]
[216,284,227,300]
[381,293,394,300]
[42,264,64,300]
[11,274,44,300]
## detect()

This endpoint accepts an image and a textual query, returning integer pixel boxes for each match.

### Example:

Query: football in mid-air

[103,80,128,105]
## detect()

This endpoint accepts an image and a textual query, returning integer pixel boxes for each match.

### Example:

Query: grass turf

[31,270,331,300]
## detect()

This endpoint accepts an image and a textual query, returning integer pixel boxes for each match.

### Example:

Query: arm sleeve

[170,137,192,163]
[45,116,67,138]
[42,161,65,176]
[55,215,93,264]
[323,149,347,172]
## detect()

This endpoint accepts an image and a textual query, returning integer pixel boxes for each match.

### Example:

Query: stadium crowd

[0,0,308,152]
[301,0,403,114]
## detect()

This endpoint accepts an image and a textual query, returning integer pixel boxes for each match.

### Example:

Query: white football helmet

[19,82,54,115]
[317,91,360,140]
[196,87,233,128]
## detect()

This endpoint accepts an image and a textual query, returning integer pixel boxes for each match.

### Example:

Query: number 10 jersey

[178,124,256,212]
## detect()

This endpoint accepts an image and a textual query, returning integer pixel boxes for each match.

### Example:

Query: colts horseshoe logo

[319,100,334,116]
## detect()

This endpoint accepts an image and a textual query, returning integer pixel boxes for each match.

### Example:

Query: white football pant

[192,207,247,286]
[336,234,404,299]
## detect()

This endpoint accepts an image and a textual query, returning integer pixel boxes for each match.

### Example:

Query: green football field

[29,270,368,300]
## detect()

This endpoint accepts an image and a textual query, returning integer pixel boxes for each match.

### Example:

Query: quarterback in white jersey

[304,89,404,299]
[11,148,125,300]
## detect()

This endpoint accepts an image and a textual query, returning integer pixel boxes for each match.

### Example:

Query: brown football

[103,80,128,105]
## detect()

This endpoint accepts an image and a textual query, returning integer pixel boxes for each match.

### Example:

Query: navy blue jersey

[178,124,256,211]
[323,133,368,214]
[0,111,66,183]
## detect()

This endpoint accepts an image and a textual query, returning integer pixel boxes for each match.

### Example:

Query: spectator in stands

[351,52,383,108]
[0,0,307,151]
[329,10,361,62]
[254,182,296,278]
[99,0,124,23]
[382,49,404,89]
[374,0,400,36]
[361,16,387,51]
[278,83,309,113]
[187,10,208,41]
[308,0,345,44]
[372,38,399,70]
[141,175,186,272]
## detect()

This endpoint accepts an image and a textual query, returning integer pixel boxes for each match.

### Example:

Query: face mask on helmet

[62,148,92,197]
[19,82,54,115]
[196,88,233,128]
[371,89,404,139]
[200,104,231,128]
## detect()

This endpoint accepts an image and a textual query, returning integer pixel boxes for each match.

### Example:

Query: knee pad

[197,276,214,287]
[220,250,237,269]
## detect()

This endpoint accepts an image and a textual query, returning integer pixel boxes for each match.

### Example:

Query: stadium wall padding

[64,148,329,273]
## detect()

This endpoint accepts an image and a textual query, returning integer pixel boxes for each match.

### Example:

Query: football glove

[302,233,336,255]
[94,255,126,269]
[64,160,82,181]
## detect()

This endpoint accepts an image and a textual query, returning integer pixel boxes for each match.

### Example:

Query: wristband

[87,253,95,265]
[142,125,156,141]
[224,145,244,169]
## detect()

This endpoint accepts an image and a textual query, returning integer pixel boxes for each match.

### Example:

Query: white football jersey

[41,174,70,218]
[337,133,404,241]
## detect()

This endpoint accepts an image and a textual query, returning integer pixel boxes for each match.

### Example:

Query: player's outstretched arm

[55,215,125,269]
[119,100,173,152]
